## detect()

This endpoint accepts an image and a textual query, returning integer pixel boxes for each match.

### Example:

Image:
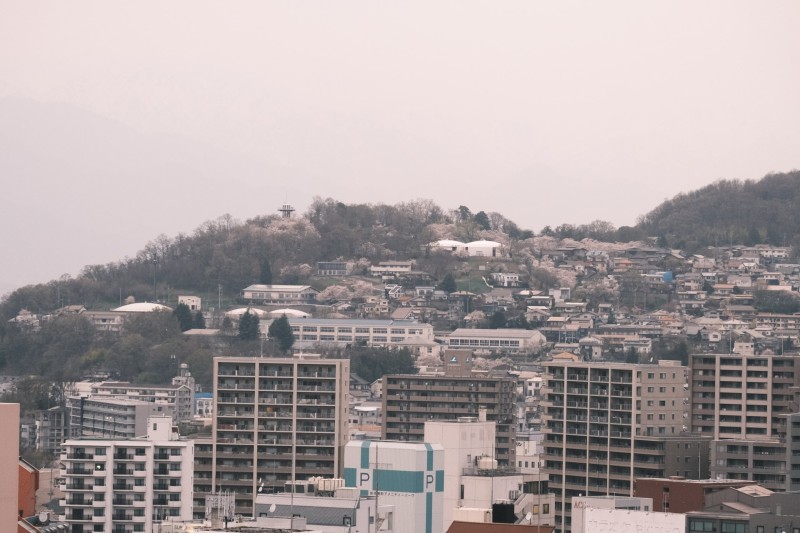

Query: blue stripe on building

[426,492,433,533]
[424,443,434,471]
[361,440,371,469]
[435,470,444,491]
[374,469,424,492]
[344,468,356,487]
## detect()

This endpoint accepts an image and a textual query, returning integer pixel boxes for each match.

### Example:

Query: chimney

[478,407,487,422]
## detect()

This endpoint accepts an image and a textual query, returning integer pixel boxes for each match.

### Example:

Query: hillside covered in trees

[2,171,800,323]
[636,171,800,252]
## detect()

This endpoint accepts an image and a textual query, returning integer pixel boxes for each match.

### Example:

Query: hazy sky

[1,1,799,295]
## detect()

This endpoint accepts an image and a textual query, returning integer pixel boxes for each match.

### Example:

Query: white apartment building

[68,396,164,439]
[60,416,193,533]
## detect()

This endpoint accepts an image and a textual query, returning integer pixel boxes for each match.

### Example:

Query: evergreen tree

[173,303,194,332]
[193,311,206,329]
[268,314,295,353]
[238,309,261,341]
[438,273,457,293]
[220,316,235,336]
[473,211,491,231]
[259,259,273,285]
[489,310,507,329]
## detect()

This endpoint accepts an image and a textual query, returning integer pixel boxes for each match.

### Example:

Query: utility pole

[152,259,157,302]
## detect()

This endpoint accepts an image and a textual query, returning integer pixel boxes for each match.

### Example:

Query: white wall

[573,506,684,533]
[424,420,495,532]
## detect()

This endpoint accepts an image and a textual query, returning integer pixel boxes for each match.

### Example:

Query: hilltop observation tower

[278,204,295,218]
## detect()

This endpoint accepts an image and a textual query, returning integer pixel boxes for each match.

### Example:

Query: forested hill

[2,170,800,321]
[0,199,533,321]
[636,171,800,252]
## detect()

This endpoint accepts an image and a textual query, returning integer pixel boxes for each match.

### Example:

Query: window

[721,525,747,533]
[689,519,714,532]
[542,504,549,514]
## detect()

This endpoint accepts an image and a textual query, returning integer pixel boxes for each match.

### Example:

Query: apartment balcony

[66,452,94,460]
[295,438,334,446]
[154,467,182,477]
[217,392,255,402]
[258,370,294,377]
[215,478,256,487]
[64,483,94,491]
[111,512,138,522]
[297,411,335,420]
[297,385,336,392]
[258,397,293,406]
[297,398,336,406]
[66,468,94,476]
[298,372,337,379]
[218,366,255,375]
[63,496,94,506]
[215,464,254,472]
[217,380,256,391]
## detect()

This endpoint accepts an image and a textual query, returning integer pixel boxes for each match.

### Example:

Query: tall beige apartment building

[690,352,800,490]
[197,354,349,516]
[542,359,690,532]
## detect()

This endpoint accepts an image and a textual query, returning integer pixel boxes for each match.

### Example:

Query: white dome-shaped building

[464,240,505,258]
[225,307,269,319]
[268,308,311,319]
[430,239,466,253]
[113,302,173,313]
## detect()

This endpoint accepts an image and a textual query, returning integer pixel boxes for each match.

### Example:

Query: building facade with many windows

[689,352,800,491]
[541,360,691,532]
[284,318,434,350]
[382,371,517,467]
[196,354,350,517]
[59,416,193,533]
